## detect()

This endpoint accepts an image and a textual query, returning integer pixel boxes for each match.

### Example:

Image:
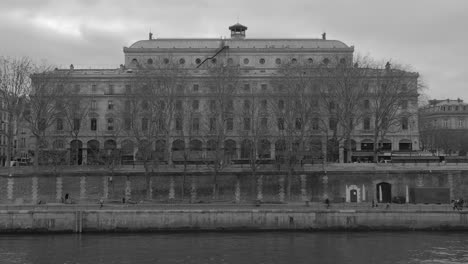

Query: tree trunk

[34,135,40,168]
[143,160,152,200]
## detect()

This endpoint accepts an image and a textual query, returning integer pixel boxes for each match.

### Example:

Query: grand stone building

[419,98,468,155]
[32,24,419,165]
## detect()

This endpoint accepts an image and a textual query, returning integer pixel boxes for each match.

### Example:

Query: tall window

[329,101,335,111]
[295,118,302,130]
[243,117,251,131]
[329,118,337,130]
[261,99,268,110]
[91,100,97,110]
[124,118,131,130]
[209,118,216,131]
[402,117,409,130]
[141,118,148,131]
[278,118,284,130]
[193,84,199,92]
[157,119,165,131]
[92,84,97,92]
[142,100,149,110]
[90,118,97,131]
[261,117,268,129]
[175,100,183,111]
[261,84,267,91]
[192,100,199,110]
[312,118,319,130]
[74,84,80,93]
[56,118,63,131]
[278,100,284,110]
[459,119,464,128]
[125,85,131,94]
[108,85,114,95]
[226,118,233,131]
[192,118,199,131]
[125,100,131,112]
[243,100,251,111]
[243,84,250,92]
[209,100,216,111]
[107,118,114,131]
[363,117,370,130]
[108,100,114,110]
[227,100,234,111]
[443,119,448,128]
[176,117,182,131]
[73,118,80,131]
[364,100,370,109]
[401,100,408,110]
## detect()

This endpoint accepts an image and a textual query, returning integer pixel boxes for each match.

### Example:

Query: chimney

[149,32,153,40]
[70,64,74,70]
[322,32,326,40]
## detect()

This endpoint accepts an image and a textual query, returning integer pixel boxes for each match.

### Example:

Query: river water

[0,232,467,264]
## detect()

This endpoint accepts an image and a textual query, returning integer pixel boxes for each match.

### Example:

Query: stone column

[362,184,366,201]
[322,173,329,200]
[190,176,197,203]
[125,177,131,201]
[32,176,39,204]
[300,174,307,202]
[448,172,454,201]
[278,175,285,203]
[405,185,410,203]
[256,175,263,202]
[103,176,109,199]
[345,185,350,202]
[56,176,63,202]
[79,176,86,200]
[234,175,241,203]
[7,177,14,201]
[168,176,175,200]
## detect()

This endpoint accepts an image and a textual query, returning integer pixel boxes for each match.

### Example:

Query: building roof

[229,23,248,31]
[128,38,350,49]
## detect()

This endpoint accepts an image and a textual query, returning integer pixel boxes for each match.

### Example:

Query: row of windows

[430,119,467,128]
[133,57,346,67]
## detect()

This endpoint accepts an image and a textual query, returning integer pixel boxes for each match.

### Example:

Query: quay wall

[1,209,468,233]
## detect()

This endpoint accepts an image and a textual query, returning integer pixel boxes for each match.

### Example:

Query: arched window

[172,140,185,151]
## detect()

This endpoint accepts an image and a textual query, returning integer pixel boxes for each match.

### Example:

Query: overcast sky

[1,0,466,102]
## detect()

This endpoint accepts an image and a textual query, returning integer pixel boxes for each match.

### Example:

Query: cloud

[0,0,467,101]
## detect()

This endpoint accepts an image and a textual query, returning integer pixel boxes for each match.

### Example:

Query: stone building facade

[32,24,419,165]
[419,98,468,155]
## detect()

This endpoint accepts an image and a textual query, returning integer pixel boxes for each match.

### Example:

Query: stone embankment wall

[1,209,468,233]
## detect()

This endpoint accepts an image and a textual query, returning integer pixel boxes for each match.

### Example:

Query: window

[175,118,183,131]
[401,100,408,110]
[459,119,464,128]
[226,118,233,131]
[243,100,251,111]
[322,58,330,65]
[158,100,165,111]
[308,58,313,64]
[209,118,216,131]
[278,100,284,110]
[108,100,114,110]
[329,101,335,111]
[125,85,131,94]
[259,58,265,64]
[176,85,184,93]
[73,118,81,131]
[261,99,268,110]
[107,118,114,131]
[141,118,148,131]
[163,58,169,64]
[339,58,346,64]
[192,118,199,131]
[227,100,234,111]
[108,85,114,95]
[124,118,131,130]
[125,100,131,112]
[363,117,370,130]
[56,118,63,131]
[253,117,265,130]
[195,58,201,64]
[179,58,185,64]
[275,58,281,64]
[227,58,234,65]
[312,118,319,130]
[291,58,297,64]
[211,58,216,64]
[192,100,199,110]
[243,58,249,64]
[243,84,250,92]
[329,118,337,130]
[147,58,153,64]
[402,117,409,130]
[74,84,80,93]
[91,100,97,110]
[443,119,448,128]
[243,118,251,130]
[175,100,183,111]
[142,100,149,110]
[92,85,97,92]
[261,84,267,91]
[90,118,97,131]
[455,106,459,111]
[193,84,199,92]
[295,118,302,130]
[209,100,216,111]
[277,118,284,130]
[364,100,370,109]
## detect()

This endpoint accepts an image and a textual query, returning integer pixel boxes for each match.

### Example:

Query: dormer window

[259,58,265,64]
[195,58,201,64]
[322,58,330,65]
[147,58,153,65]
[179,58,185,64]
[275,58,281,64]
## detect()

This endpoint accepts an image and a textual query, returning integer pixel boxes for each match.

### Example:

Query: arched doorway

[376,182,392,203]
[70,140,83,165]
[350,189,358,202]
[87,140,100,165]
